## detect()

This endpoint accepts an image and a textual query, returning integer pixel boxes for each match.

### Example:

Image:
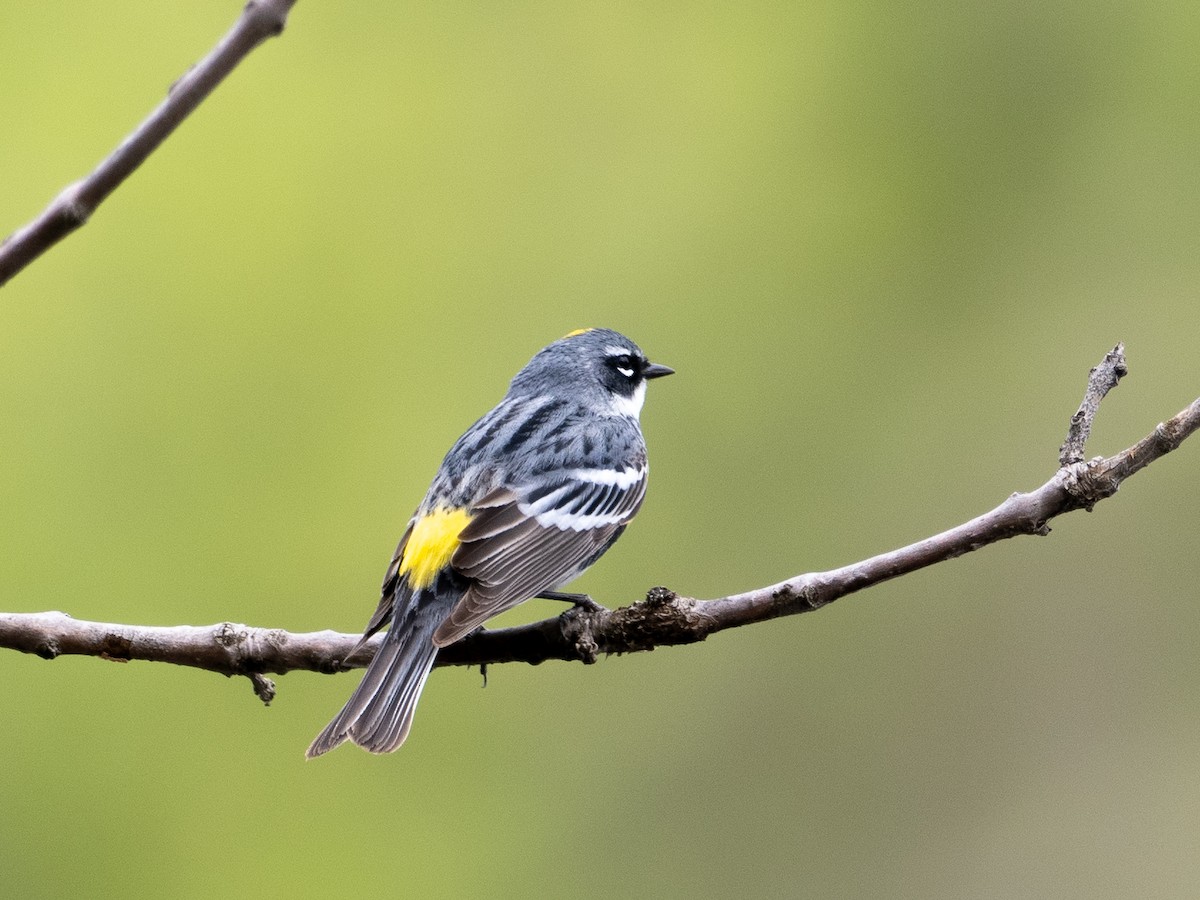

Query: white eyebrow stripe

[604,345,633,357]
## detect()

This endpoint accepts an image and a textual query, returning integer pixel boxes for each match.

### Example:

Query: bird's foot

[537,590,606,613]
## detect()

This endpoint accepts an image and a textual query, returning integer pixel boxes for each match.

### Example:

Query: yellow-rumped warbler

[307,328,673,757]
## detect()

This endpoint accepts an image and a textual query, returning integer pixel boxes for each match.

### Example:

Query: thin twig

[1059,343,1128,466]
[0,0,298,288]
[2,352,1198,698]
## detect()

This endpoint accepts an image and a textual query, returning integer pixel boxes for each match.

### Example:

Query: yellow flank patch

[564,328,594,338]
[397,507,473,589]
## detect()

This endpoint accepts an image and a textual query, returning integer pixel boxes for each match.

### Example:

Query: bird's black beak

[642,362,675,379]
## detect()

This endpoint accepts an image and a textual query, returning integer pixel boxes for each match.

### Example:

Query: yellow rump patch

[398,507,473,589]
[563,328,594,338]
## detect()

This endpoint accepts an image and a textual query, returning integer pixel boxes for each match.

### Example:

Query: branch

[1059,343,1127,466]
[2,348,1198,703]
[0,0,298,288]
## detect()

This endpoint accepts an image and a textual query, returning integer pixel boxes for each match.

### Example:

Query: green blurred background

[3,2,1199,897]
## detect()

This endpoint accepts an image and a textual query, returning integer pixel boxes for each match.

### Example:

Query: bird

[307,328,673,757]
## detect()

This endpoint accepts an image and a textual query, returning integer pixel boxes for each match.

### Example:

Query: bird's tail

[306,593,443,758]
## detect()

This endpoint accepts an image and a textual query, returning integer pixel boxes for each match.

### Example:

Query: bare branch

[1059,343,1128,466]
[2,351,1198,696]
[0,0,298,288]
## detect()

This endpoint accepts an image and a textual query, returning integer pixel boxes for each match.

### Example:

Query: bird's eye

[610,354,637,379]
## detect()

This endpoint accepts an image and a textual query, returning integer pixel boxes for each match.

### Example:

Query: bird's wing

[348,519,414,657]
[434,466,648,645]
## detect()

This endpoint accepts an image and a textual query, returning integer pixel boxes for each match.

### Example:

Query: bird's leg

[537,590,605,613]
[452,624,493,687]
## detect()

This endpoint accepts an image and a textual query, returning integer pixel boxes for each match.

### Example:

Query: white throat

[608,380,647,419]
